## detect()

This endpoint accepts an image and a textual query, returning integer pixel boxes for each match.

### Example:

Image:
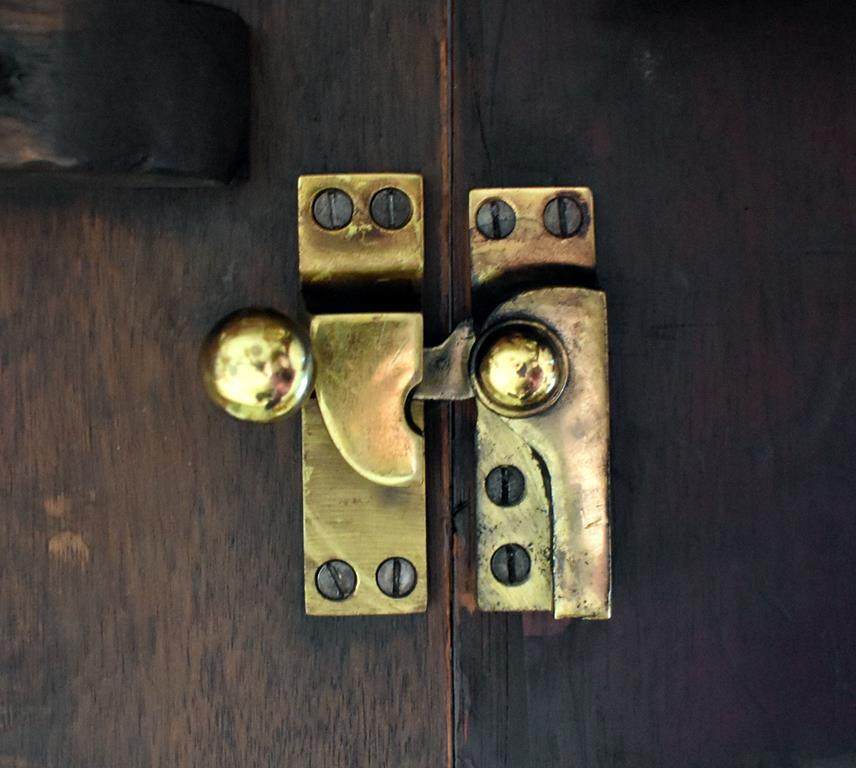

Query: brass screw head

[485,465,526,507]
[543,194,584,238]
[200,310,314,423]
[490,543,532,586]
[312,188,354,230]
[376,557,417,598]
[316,560,357,601]
[471,321,567,417]
[370,187,413,229]
[475,198,516,239]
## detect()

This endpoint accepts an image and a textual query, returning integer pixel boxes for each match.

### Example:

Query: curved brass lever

[311,314,423,487]
[200,309,423,488]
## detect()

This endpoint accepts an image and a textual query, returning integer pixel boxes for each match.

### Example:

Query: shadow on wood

[0,0,249,185]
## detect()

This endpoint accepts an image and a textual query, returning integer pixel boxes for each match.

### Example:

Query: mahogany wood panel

[0,1,451,766]
[0,0,249,184]
[451,1,856,766]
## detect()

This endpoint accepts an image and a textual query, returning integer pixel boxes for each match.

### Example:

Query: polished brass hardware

[474,287,610,618]
[302,399,426,615]
[201,178,610,620]
[470,187,595,291]
[299,174,427,616]
[298,173,424,302]
[469,188,610,620]
[200,310,314,423]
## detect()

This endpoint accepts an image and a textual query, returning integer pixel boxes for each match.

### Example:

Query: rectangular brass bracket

[469,188,611,619]
[298,174,427,615]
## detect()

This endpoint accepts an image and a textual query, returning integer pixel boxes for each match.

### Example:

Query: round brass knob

[201,310,314,422]
[471,321,567,417]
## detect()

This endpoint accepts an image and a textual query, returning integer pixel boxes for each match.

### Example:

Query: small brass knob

[472,321,567,417]
[201,310,314,422]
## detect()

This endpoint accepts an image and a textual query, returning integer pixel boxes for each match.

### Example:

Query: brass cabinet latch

[201,174,610,619]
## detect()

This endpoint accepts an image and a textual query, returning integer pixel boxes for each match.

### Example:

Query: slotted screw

[543,195,584,238]
[490,544,531,586]
[476,199,516,239]
[376,557,417,598]
[485,465,526,507]
[370,187,413,229]
[315,559,357,600]
[313,188,354,230]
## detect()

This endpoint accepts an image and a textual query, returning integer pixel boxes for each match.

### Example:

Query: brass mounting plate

[299,173,424,299]
[469,187,596,290]
[299,173,427,616]
[303,400,427,616]
[475,288,610,619]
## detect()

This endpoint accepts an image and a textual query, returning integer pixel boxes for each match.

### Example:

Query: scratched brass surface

[475,405,553,611]
[299,173,424,292]
[311,313,423,487]
[469,187,596,289]
[200,310,314,422]
[475,288,611,619]
[303,400,427,615]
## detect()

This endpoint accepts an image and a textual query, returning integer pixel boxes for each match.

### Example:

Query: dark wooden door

[1,1,854,767]
[0,2,451,766]
[450,2,856,766]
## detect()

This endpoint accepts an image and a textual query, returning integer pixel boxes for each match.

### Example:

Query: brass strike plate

[299,174,427,615]
[470,187,595,291]
[469,188,611,619]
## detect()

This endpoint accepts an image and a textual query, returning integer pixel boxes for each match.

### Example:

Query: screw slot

[485,465,526,507]
[376,557,417,598]
[313,188,354,230]
[490,544,531,586]
[543,195,584,238]
[476,198,516,240]
[370,187,413,230]
[315,560,357,600]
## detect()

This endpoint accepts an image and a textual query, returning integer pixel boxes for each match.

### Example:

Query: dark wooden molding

[0,0,249,185]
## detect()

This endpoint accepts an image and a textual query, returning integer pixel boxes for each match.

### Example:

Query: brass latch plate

[298,174,427,615]
[469,188,611,619]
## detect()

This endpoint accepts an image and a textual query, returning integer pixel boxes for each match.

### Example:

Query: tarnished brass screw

[313,188,354,230]
[476,199,516,239]
[316,560,357,600]
[485,465,526,507]
[544,195,583,238]
[490,544,531,586]
[370,187,413,229]
[376,557,417,598]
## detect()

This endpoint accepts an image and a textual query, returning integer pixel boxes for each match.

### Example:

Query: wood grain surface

[451,1,856,766]
[2,0,856,766]
[0,1,452,766]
